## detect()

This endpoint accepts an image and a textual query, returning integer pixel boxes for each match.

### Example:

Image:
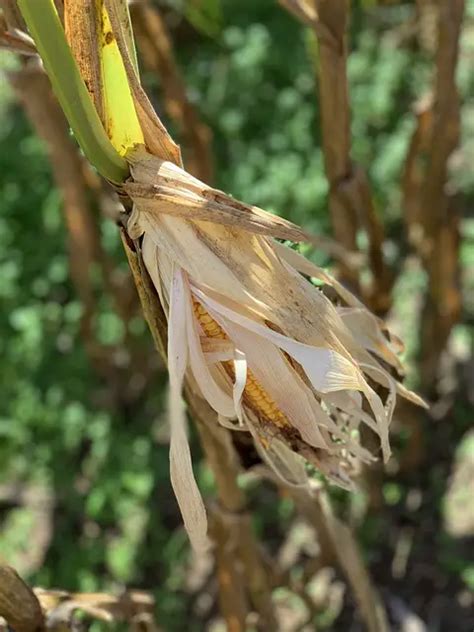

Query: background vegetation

[0,0,473,630]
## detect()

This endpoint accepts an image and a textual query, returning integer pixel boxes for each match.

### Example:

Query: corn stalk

[280,0,393,314]
[13,1,276,627]
[3,1,149,399]
[9,2,423,629]
[403,0,464,389]
[418,0,464,389]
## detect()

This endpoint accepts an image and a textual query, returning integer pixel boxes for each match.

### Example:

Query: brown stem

[123,234,277,628]
[338,166,394,315]
[63,0,104,122]
[191,407,277,630]
[402,94,434,245]
[208,508,248,632]
[281,0,394,313]
[190,396,249,631]
[311,0,359,289]
[9,63,148,398]
[290,486,390,632]
[421,0,463,240]
[405,0,464,389]
[315,0,393,311]
[10,64,104,352]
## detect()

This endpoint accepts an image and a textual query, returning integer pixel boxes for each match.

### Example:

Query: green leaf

[17,0,128,183]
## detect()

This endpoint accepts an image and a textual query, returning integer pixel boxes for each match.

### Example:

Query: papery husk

[124,147,425,548]
[167,265,209,552]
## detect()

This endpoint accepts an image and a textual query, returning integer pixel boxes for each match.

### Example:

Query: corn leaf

[17,0,128,183]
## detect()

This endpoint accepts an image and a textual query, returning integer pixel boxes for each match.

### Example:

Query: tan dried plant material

[123,149,425,552]
[102,0,425,552]
[0,565,157,631]
[35,588,156,626]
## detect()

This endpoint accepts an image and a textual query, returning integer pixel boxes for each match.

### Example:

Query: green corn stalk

[17,0,143,182]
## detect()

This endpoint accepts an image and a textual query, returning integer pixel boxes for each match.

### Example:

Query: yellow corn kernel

[193,300,226,339]
[192,298,289,428]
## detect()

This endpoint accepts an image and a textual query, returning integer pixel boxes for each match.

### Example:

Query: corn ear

[193,298,290,428]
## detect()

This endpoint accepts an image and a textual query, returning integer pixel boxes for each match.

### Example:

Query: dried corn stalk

[106,0,424,551]
[280,0,393,314]
[17,0,425,554]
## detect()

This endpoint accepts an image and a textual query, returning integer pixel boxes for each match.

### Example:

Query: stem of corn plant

[123,232,277,630]
[418,0,464,390]
[281,0,393,314]
[9,63,148,395]
[17,1,278,626]
[17,0,128,183]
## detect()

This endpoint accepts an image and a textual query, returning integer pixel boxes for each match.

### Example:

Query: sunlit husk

[128,148,425,550]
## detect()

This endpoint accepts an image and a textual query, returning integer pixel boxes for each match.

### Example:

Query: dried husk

[97,1,424,550]
[122,148,425,550]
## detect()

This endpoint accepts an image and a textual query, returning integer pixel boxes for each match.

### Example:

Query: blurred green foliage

[1,1,473,629]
